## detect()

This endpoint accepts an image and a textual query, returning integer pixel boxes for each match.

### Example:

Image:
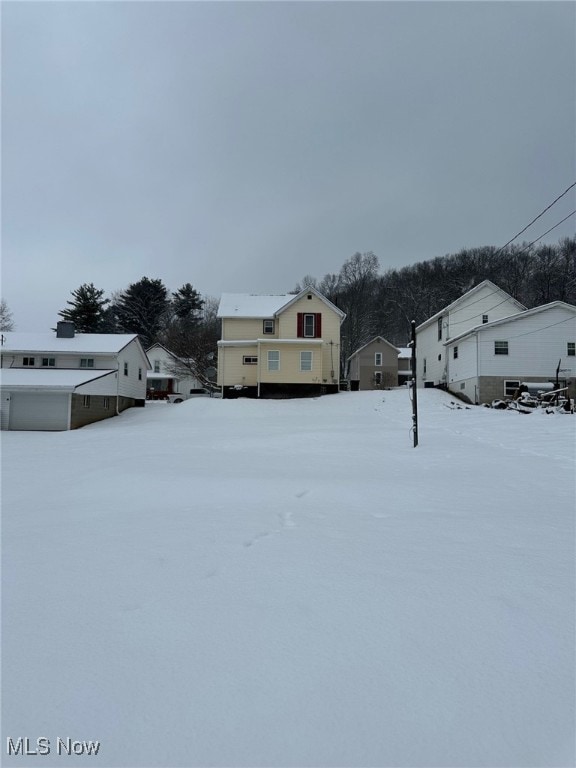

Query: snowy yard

[2,389,575,768]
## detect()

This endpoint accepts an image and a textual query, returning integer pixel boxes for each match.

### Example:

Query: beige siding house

[347,336,400,390]
[0,322,150,430]
[217,287,346,398]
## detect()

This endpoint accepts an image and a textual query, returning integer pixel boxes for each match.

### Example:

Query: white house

[145,343,204,400]
[0,322,150,430]
[443,301,576,404]
[416,280,526,388]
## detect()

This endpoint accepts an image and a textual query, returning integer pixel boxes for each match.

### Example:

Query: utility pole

[411,320,418,447]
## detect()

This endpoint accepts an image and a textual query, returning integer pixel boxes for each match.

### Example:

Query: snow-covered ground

[2,390,575,767]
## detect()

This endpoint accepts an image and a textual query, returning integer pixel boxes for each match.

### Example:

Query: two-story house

[0,321,150,430]
[416,280,526,389]
[444,301,576,404]
[217,287,346,398]
[347,336,401,390]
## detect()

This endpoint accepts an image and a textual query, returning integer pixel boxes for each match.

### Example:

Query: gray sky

[2,1,575,332]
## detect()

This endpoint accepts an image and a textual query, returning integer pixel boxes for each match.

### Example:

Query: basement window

[103,397,110,409]
[504,380,521,397]
[82,395,91,408]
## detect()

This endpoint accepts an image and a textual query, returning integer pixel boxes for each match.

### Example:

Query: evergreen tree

[58,283,110,332]
[113,277,170,347]
[172,283,204,322]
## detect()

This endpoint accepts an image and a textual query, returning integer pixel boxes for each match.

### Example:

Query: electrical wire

[504,209,576,257]
[493,182,576,256]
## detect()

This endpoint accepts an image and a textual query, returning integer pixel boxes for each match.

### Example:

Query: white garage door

[9,392,70,431]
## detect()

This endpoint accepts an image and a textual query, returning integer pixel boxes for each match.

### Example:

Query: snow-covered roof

[218,286,346,321]
[415,280,526,331]
[218,294,293,318]
[0,368,116,390]
[0,332,140,355]
[444,300,576,346]
[397,347,412,358]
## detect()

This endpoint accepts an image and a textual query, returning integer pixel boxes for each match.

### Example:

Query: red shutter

[315,313,322,338]
[297,313,303,338]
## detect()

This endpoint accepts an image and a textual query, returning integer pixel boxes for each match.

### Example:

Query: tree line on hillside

[294,236,576,364]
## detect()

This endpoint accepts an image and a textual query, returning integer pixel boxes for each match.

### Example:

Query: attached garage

[8,392,70,431]
[0,369,117,431]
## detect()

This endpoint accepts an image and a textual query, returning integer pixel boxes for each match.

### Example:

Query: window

[438,353,442,361]
[568,343,575,357]
[460,382,465,390]
[153,360,160,373]
[243,356,258,365]
[103,397,110,409]
[124,362,129,376]
[42,357,55,367]
[374,352,382,366]
[300,351,313,371]
[297,312,321,338]
[494,341,508,355]
[82,395,91,408]
[267,351,280,371]
[482,315,489,324]
[437,317,443,341]
[374,371,382,385]
[504,380,521,397]
[80,358,94,368]
[423,358,427,375]
[453,346,458,359]
[138,368,142,381]
[23,357,35,366]
[263,320,275,334]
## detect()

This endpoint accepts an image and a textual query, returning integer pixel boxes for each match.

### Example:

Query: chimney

[56,321,75,338]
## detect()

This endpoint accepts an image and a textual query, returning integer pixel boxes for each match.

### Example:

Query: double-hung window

[267,351,280,371]
[297,313,322,338]
[437,317,443,341]
[263,320,275,334]
[568,342,575,357]
[300,351,313,371]
[374,352,382,366]
[42,357,55,367]
[494,341,508,355]
[453,346,458,359]
[124,362,129,376]
[80,358,94,368]
[153,360,160,373]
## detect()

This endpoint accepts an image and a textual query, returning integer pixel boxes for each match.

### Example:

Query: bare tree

[0,299,14,331]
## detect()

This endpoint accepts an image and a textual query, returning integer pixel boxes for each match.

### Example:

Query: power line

[494,181,576,256]
[507,209,576,257]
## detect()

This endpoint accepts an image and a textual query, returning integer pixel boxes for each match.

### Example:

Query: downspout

[257,341,261,398]
[475,333,480,404]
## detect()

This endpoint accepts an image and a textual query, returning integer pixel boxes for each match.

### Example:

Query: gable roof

[346,335,401,361]
[218,286,346,321]
[1,332,143,355]
[444,301,576,345]
[416,280,526,332]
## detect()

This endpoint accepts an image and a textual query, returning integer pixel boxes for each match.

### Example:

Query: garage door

[9,392,70,431]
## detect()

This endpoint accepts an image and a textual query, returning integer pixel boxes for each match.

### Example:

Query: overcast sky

[2,1,575,332]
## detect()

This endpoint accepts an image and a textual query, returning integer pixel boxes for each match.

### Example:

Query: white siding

[477,306,576,378]
[146,345,202,392]
[1,393,10,430]
[75,371,119,395]
[416,283,524,387]
[117,340,149,400]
